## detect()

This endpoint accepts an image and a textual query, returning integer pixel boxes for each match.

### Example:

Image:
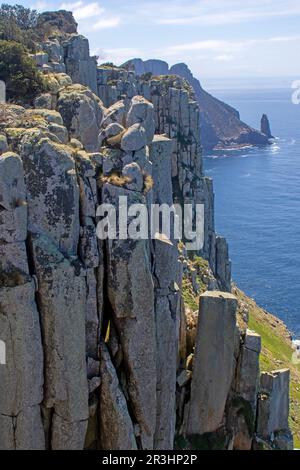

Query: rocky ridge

[0,10,293,450]
[122,59,272,151]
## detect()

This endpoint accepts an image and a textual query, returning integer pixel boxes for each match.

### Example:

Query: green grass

[237,289,300,448]
[181,257,300,448]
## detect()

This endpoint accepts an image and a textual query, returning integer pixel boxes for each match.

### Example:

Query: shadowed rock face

[261,114,274,139]
[123,59,271,151]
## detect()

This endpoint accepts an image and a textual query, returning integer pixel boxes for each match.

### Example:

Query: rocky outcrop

[261,114,273,139]
[123,59,271,151]
[186,292,237,436]
[0,152,45,450]
[0,9,293,451]
[96,67,228,286]
[255,369,293,449]
[57,84,105,152]
[37,10,78,35]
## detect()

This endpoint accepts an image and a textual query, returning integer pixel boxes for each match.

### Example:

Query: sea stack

[261,114,274,139]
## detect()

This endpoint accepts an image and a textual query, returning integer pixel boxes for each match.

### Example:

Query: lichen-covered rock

[63,35,98,94]
[21,138,80,256]
[149,135,173,206]
[0,282,44,449]
[230,329,261,450]
[102,100,126,128]
[121,123,147,152]
[0,152,27,243]
[57,84,105,151]
[0,134,8,154]
[102,182,156,449]
[34,93,53,110]
[99,343,137,450]
[126,95,155,144]
[153,236,181,450]
[30,234,89,449]
[98,122,125,147]
[122,162,144,191]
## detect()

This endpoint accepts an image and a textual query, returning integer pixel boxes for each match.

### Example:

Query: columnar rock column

[256,369,293,449]
[98,96,157,449]
[229,329,261,450]
[149,135,181,449]
[186,291,237,436]
[0,152,44,449]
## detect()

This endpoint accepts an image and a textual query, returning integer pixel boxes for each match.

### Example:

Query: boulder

[34,94,53,110]
[127,96,155,144]
[122,162,144,192]
[121,124,147,152]
[57,85,105,152]
[102,100,126,128]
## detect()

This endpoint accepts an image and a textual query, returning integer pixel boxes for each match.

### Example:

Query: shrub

[0,4,39,30]
[0,40,44,103]
[0,4,40,50]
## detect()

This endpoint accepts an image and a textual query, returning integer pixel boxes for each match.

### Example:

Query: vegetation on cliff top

[0,4,41,50]
[0,40,44,103]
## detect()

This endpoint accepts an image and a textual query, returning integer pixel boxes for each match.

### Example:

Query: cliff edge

[123,59,271,151]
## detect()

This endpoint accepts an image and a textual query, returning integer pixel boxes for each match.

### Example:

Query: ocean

[203,85,300,337]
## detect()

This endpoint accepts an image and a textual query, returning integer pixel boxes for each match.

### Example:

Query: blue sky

[6,0,300,82]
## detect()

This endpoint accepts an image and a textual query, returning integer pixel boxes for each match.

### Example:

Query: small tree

[0,4,39,30]
[0,40,44,103]
[0,4,40,50]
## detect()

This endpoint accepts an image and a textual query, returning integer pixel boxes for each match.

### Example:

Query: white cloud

[163,35,300,58]
[92,17,121,30]
[60,1,104,20]
[267,35,300,43]
[94,47,144,64]
[31,0,50,10]
[214,55,235,62]
[154,0,300,26]
[165,39,254,56]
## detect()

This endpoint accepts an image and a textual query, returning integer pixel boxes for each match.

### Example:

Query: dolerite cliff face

[122,59,271,151]
[0,11,293,450]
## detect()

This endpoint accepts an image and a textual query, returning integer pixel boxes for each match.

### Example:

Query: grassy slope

[235,288,300,448]
[181,261,300,447]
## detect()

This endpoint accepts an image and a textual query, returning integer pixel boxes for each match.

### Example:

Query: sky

[5,0,300,84]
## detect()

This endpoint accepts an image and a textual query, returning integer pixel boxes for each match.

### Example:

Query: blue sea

[203,85,300,337]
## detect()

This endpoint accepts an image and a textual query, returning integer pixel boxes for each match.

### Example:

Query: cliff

[0,9,294,450]
[122,59,271,151]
